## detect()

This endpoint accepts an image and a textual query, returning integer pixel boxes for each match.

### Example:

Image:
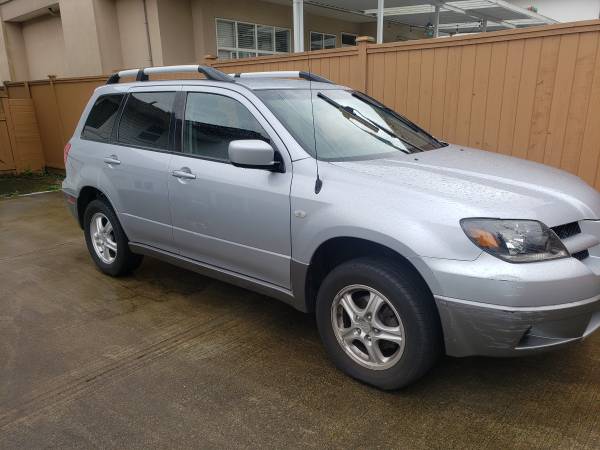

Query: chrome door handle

[171,168,196,180]
[103,155,121,165]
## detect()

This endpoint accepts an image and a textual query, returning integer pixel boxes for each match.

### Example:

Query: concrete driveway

[1,192,599,449]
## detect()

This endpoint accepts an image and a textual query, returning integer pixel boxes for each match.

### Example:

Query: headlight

[460,219,569,263]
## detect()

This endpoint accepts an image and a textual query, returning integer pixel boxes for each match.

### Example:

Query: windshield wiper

[318,92,419,153]
[317,92,411,154]
[317,92,380,133]
[349,108,422,153]
[351,91,442,145]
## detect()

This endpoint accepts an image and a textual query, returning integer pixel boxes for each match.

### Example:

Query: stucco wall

[0,0,425,81]
[157,0,195,65]
[22,14,65,79]
[116,0,151,69]
[93,0,123,73]
[189,0,419,59]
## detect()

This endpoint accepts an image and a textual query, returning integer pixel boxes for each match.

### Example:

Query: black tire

[315,257,442,390]
[83,199,143,276]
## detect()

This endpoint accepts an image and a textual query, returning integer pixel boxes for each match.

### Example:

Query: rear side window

[117,92,176,150]
[184,92,269,162]
[81,94,124,142]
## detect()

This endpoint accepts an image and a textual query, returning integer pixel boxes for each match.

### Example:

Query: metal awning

[361,0,557,34]
[267,0,557,50]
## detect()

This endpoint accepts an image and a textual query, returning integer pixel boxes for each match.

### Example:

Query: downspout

[142,0,153,66]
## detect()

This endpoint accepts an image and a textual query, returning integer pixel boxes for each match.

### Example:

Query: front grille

[573,250,590,261]
[551,222,590,261]
[551,222,581,240]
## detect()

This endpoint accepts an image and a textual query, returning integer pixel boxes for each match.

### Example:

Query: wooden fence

[4,19,600,189]
[0,88,44,173]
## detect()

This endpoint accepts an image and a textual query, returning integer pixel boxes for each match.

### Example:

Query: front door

[168,87,292,288]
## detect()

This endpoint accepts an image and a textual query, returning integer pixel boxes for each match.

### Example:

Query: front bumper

[424,251,600,356]
[436,294,600,357]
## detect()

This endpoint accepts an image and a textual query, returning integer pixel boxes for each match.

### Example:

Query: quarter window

[216,18,290,59]
[117,92,176,151]
[81,94,124,142]
[184,92,269,162]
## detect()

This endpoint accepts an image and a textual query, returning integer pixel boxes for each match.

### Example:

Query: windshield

[256,89,445,161]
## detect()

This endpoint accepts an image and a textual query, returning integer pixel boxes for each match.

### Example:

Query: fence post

[355,36,374,92]
[48,75,67,148]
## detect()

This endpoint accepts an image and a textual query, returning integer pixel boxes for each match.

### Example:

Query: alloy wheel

[331,284,405,370]
[90,212,117,264]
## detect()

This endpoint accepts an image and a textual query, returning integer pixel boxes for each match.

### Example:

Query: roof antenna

[308,59,323,194]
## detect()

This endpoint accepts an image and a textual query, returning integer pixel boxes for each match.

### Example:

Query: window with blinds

[310,32,337,51]
[216,19,291,59]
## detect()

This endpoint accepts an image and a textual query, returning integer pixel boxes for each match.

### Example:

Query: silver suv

[63,65,600,389]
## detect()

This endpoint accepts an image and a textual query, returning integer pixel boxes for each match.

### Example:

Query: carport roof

[291,0,557,34]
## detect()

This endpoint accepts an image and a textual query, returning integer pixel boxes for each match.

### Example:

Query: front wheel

[84,199,143,276]
[316,258,442,390]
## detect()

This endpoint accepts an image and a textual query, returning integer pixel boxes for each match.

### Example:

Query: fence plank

[543,34,580,167]
[406,50,422,122]
[442,46,462,143]
[394,51,410,115]
[418,49,435,129]
[429,47,448,138]
[383,51,397,108]
[527,35,561,163]
[468,43,492,149]
[512,37,542,160]
[482,41,508,152]
[497,40,525,155]
[578,36,600,187]
[560,31,599,174]
[455,45,476,144]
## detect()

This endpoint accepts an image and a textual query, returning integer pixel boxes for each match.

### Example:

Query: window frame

[341,32,358,47]
[177,86,288,172]
[181,90,273,164]
[310,31,337,51]
[80,93,126,143]
[115,89,179,154]
[215,18,291,59]
[98,85,295,169]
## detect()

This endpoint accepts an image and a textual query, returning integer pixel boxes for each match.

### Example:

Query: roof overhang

[267,0,557,34]
[362,0,557,33]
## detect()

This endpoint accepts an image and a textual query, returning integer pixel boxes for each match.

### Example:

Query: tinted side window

[117,92,176,150]
[81,94,124,142]
[184,92,269,162]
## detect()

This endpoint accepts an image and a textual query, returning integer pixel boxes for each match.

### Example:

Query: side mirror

[228,140,283,172]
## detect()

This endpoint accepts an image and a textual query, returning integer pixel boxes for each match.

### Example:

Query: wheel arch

[76,186,114,229]
[297,236,441,314]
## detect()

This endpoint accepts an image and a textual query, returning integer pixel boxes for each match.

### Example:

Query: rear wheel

[84,199,143,276]
[316,257,442,390]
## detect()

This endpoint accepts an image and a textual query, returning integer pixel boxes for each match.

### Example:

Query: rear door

[168,86,293,288]
[98,86,180,252]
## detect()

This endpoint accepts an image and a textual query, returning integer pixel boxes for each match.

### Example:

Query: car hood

[329,145,600,226]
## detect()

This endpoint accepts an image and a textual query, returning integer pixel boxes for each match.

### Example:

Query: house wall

[22,13,65,79]
[93,0,123,73]
[157,0,195,65]
[116,0,152,68]
[189,0,420,58]
[0,0,422,81]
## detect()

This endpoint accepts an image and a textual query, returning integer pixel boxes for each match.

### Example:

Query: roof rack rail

[231,71,332,84]
[106,65,233,84]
